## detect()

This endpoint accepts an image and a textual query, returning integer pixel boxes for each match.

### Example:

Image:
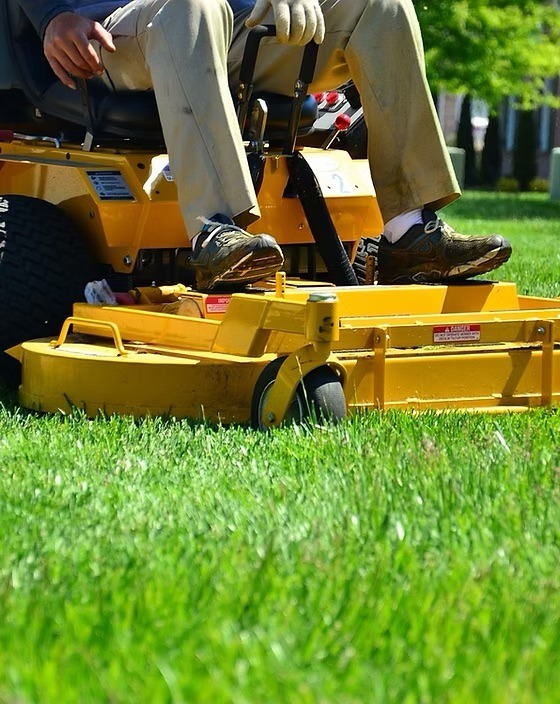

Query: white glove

[246,0,325,46]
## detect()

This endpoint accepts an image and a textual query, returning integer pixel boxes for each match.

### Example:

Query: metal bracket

[247,98,268,153]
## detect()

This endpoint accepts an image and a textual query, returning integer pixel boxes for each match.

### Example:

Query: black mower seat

[44,83,318,143]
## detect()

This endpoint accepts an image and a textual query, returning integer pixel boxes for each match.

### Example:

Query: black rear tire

[352,235,380,285]
[0,195,95,383]
[251,356,346,429]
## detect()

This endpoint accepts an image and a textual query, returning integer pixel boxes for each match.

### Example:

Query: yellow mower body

[8,276,560,427]
[3,139,560,427]
[0,140,382,272]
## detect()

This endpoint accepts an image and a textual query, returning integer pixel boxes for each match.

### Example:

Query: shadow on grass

[0,382,20,410]
[446,190,560,221]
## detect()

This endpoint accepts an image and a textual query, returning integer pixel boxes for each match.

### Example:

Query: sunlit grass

[1,191,559,703]
[446,191,560,297]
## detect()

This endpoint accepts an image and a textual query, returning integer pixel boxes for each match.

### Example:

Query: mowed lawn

[1,191,559,703]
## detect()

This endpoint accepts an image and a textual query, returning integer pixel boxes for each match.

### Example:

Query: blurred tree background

[416,0,560,109]
[415,0,560,188]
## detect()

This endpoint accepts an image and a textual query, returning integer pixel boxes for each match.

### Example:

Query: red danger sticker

[205,295,230,314]
[433,324,481,343]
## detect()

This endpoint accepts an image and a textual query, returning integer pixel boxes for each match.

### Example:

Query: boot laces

[424,216,455,237]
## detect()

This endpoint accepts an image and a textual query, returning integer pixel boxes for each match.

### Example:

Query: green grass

[1,192,560,703]
[446,191,560,298]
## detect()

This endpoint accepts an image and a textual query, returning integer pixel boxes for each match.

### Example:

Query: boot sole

[378,243,512,285]
[201,247,284,289]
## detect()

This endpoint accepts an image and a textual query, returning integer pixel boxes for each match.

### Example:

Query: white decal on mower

[433,324,481,343]
[163,164,174,182]
[328,172,353,194]
[86,170,135,201]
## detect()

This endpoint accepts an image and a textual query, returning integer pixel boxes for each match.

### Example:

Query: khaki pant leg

[229,0,460,222]
[101,0,259,239]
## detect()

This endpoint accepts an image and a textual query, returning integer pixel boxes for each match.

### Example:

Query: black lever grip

[236,24,319,148]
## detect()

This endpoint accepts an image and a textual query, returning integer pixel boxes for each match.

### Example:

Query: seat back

[0,3,16,90]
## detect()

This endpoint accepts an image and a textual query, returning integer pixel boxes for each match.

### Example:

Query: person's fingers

[314,4,325,43]
[274,2,291,43]
[287,3,307,44]
[84,41,104,74]
[245,0,270,27]
[44,15,114,84]
[299,5,317,45]
[90,23,116,53]
[75,23,115,75]
[246,0,325,45]
[47,56,77,89]
[62,39,100,74]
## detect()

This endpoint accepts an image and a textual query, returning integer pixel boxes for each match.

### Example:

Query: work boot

[377,208,512,285]
[190,219,284,290]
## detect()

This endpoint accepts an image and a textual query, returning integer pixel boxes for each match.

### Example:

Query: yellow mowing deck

[9,277,560,425]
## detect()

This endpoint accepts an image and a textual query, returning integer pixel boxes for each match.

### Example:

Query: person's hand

[43,12,116,89]
[246,0,325,45]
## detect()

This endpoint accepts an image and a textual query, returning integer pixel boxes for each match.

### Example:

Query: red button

[334,114,351,131]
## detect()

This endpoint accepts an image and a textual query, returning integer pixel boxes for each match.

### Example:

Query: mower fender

[297,150,383,238]
[5,345,23,362]
[259,343,345,428]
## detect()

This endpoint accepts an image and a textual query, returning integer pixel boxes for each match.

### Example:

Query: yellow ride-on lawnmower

[1,6,560,428]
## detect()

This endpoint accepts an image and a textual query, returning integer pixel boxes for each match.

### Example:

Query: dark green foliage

[480,114,502,187]
[416,0,560,109]
[513,109,537,190]
[456,95,477,186]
